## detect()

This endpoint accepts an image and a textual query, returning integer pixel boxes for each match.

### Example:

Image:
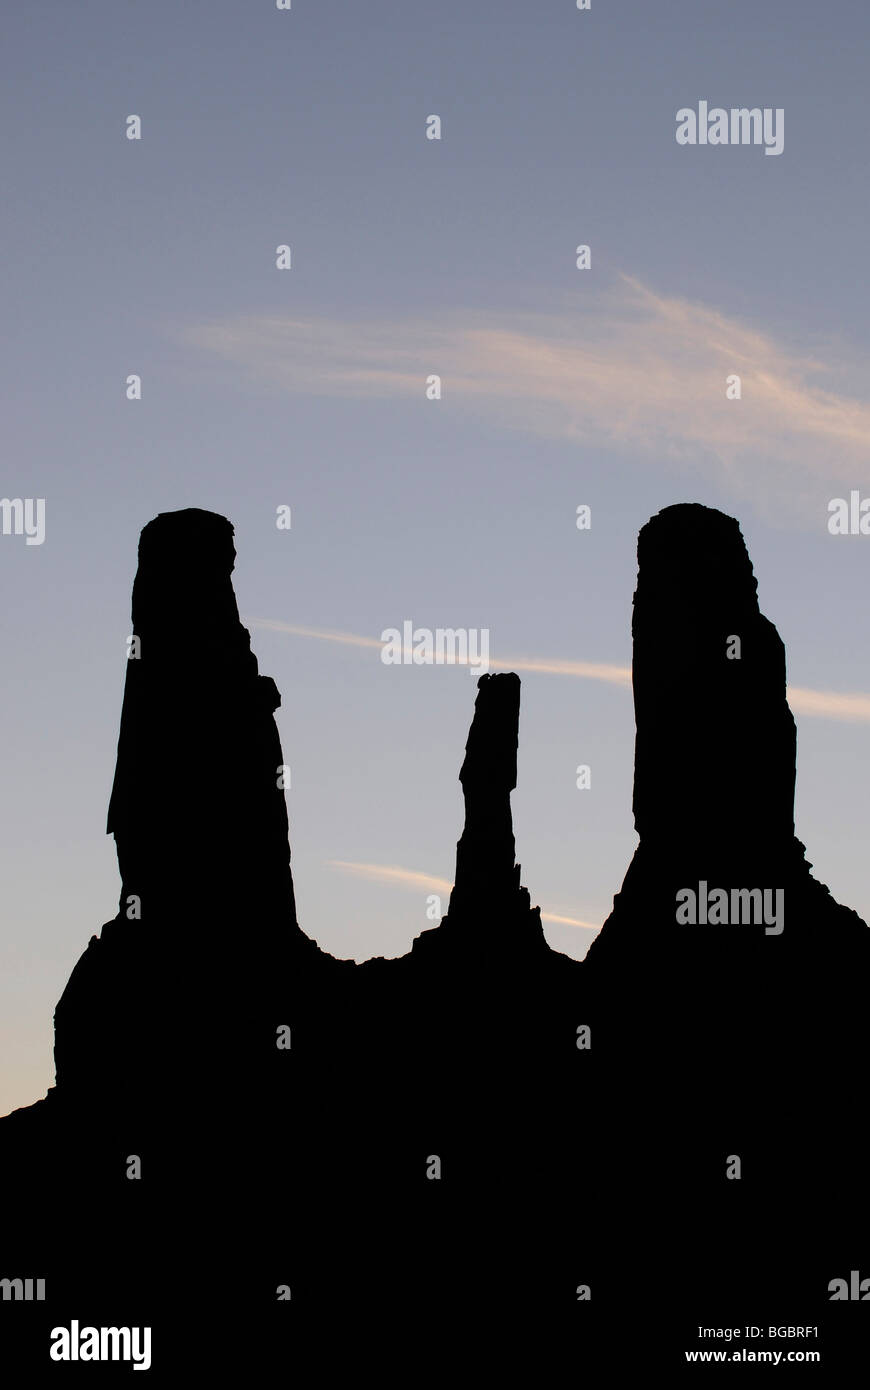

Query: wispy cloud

[185,275,870,518]
[246,617,631,686]
[786,686,870,723]
[246,616,870,723]
[327,860,599,930]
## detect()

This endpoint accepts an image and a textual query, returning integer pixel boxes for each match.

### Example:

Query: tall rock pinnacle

[631,503,796,868]
[413,672,546,959]
[54,509,301,1104]
[586,502,868,982]
[580,502,870,1247]
[107,507,297,932]
[452,672,521,912]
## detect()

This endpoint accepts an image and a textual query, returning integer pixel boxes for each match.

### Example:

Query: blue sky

[3,0,870,1113]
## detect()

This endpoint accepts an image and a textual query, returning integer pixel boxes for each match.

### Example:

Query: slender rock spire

[414,672,546,958]
[451,672,521,912]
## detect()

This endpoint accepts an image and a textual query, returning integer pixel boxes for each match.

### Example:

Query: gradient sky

[3,0,870,1115]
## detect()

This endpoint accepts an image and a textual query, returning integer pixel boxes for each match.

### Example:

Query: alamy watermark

[676,882,784,934]
[829,1270,870,1299]
[380,622,490,675]
[50,1321,151,1371]
[828,491,870,535]
[1,1276,45,1300]
[0,497,45,545]
[676,103,784,156]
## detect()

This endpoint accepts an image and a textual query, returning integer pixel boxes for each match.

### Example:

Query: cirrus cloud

[327,859,599,931]
[246,616,870,724]
[184,274,870,521]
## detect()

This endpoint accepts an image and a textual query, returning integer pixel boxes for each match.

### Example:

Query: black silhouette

[1,503,867,1372]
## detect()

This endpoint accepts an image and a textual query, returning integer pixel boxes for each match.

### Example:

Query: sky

[3,0,870,1115]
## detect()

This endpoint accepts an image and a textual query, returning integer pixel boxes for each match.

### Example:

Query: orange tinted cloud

[327,860,599,930]
[248,617,870,722]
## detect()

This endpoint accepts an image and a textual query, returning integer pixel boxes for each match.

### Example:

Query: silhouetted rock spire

[451,671,521,911]
[107,507,297,930]
[631,503,795,863]
[413,672,546,959]
[586,500,869,983]
[54,508,302,1104]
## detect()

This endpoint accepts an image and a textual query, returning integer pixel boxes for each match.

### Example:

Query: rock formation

[1,501,868,1370]
[52,509,320,1120]
[581,504,870,1324]
[412,670,548,960]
